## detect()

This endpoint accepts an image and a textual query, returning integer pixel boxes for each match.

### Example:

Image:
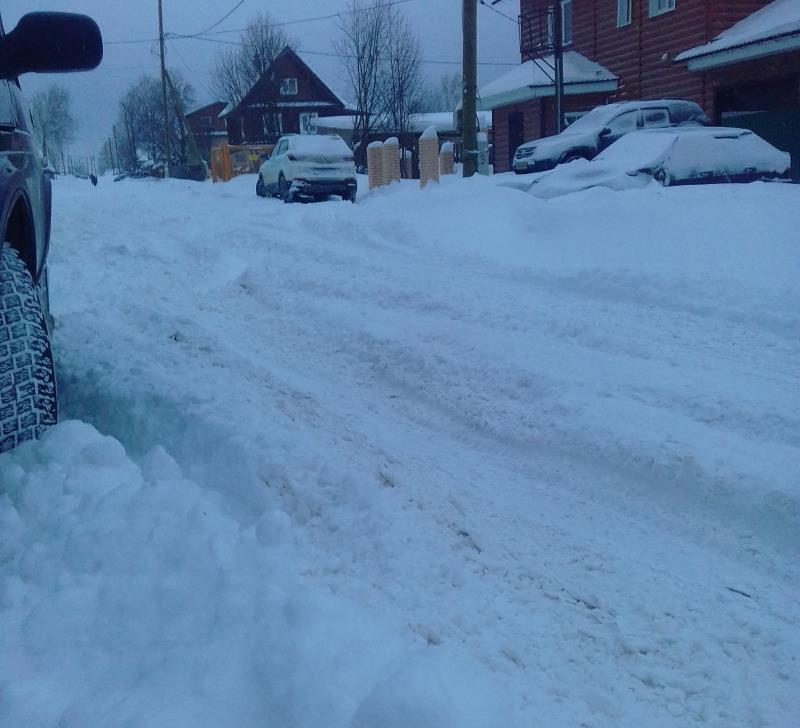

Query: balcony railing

[519,6,557,58]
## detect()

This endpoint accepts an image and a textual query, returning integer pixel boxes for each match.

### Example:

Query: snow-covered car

[513,99,707,174]
[529,127,792,199]
[256,134,357,203]
[0,11,102,453]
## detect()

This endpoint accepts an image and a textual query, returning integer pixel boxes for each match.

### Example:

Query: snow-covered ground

[2,172,799,727]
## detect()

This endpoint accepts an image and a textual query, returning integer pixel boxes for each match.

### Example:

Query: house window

[262,112,283,136]
[200,115,212,130]
[562,0,572,45]
[617,0,632,27]
[299,112,318,135]
[649,0,676,17]
[546,1,572,47]
[280,78,298,96]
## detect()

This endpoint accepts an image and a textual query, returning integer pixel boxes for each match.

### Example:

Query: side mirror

[0,12,103,78]
[599,127,612,138]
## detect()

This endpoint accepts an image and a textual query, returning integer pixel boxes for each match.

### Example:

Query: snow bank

[0,422,507,727]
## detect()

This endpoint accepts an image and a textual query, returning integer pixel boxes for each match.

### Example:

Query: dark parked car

[513,99,708,174]
[0,11,102,453]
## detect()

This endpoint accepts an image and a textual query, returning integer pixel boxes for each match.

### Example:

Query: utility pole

[462,0,477,178]
[552,2,564,134]
[158,0,171,178]
[112,124,121,172]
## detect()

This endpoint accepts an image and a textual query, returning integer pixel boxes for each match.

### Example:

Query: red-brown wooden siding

[517,2,775,109]
[498,1,783,169]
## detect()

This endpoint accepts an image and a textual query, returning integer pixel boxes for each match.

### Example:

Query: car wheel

[0,244,57,454]
[343,190,356,203]
[279,174,293,204]
[255,174,266,198]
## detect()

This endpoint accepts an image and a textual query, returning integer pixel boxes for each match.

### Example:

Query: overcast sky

[4,0,520,158]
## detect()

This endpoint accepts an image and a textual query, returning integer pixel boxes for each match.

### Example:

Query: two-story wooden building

[484,0,799,172]
[186,101,229,160]
[222,46,352,146]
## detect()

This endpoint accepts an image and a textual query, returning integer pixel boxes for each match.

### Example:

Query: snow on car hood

[519,131,597,160]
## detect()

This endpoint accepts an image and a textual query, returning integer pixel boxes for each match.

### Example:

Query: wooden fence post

[367,141,385,190]
[419,126,439,188]
[439,141,455,176]
[382,137,401,184]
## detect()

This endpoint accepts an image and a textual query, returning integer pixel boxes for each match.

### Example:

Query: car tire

[343,190,356,203]
[0,244,57,454]
[256,174,266,198]
[279,174,292,204]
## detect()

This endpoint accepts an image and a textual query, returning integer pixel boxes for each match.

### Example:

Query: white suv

[256,134,358,203]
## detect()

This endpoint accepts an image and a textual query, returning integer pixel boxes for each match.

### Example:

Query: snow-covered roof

[315,110,493,135]
[676,0,800,69]
[479,51,618,110]
[217,47,354,118]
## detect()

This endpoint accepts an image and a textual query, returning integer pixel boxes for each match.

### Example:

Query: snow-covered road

[2,174,798,727]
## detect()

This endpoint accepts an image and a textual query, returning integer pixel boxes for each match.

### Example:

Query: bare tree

[335,0,391,166]
[114,72,195,169]
[381,5,424,140]
[212,12,289,108]
[426,71,463,112]
[32,85,76,171]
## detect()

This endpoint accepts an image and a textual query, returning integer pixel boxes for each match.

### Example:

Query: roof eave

[680,31,800,71]
[481,79,618,110]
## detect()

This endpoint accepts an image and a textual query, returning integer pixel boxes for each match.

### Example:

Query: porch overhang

[678,31,800,71]
[482,80,619,110]
[479,51,618,111]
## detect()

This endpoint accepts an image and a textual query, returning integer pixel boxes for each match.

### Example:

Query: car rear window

[665,131,790,179]
[292,135,351,156]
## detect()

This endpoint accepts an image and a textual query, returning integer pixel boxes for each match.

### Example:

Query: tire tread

[0,245,57,454]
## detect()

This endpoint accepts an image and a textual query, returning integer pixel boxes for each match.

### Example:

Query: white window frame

[649,0,676,18]
[617,0,632,27]
[299,112,318,135]
[546,1,572,47]
[561,0,572,46]
[262,112,283,136]
[279,78,298,96]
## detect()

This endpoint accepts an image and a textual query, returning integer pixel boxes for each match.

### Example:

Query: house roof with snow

[218,46,352,118]
[676,0,800,70]
[478,51,618,110]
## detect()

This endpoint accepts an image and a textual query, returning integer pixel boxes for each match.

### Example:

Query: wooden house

[484,1,798,172]
[222,46,352,146]
[186,101,229,159]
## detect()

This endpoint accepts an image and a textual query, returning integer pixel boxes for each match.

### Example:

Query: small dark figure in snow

[89,173,98,186]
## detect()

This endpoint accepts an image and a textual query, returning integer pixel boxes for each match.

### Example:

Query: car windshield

[595,129,678,167]
[562,105,623,134]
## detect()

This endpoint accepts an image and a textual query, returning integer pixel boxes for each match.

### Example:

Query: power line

[108,0,415,45]
[183,0,247,38]
[169,38,216,98]
[169,38,516,67]
[179,0,414,36]
[478,0,519,25]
